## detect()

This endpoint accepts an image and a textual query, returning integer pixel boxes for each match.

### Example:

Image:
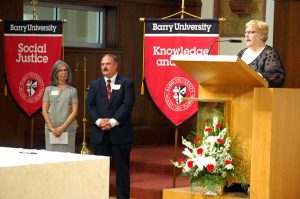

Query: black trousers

[91,133,131,199]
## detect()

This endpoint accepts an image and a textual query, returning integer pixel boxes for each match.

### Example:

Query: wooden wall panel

[274,0,300,88]
[0,0,29,148]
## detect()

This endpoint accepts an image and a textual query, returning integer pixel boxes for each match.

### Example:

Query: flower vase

[201,185,224,196]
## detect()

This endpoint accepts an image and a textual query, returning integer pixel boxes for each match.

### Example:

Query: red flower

[196,148,203,155]
[217,138,224,144]
[187,160,194,168]
[194,137,202,144]
[216,123,223,128]
[205,127,213,132]
[178,158,185,165]
[225,160,231,165]
[206,164,215,172]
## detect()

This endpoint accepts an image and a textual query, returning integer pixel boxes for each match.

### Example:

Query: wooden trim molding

[214,0,266,37]
[228,0,251,15]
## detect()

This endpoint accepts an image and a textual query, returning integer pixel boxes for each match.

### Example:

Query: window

[23,3,104,48]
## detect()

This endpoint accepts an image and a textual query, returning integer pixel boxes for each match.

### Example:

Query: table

[0,147,110,199]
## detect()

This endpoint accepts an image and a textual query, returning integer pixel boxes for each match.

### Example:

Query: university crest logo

[19,72,44,103]
[164,77,196,111]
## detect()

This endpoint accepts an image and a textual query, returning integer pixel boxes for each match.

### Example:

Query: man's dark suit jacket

[86,75,135,145]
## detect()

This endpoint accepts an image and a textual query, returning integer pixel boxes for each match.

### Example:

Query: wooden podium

[171,55,268,169]
[250,88,300,199]
[164,55,300,199]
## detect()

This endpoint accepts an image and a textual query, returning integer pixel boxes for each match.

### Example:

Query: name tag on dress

[50,90,59,95]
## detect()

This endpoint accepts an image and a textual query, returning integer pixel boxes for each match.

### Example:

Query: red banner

[144,19,219,126]
[4,20,63,116]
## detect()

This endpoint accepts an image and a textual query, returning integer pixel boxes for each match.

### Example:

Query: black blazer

[86,75,135,145]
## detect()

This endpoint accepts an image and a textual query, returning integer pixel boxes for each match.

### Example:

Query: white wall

[201,0,274,55]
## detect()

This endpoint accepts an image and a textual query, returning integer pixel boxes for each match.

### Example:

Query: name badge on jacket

[112,84,121,90]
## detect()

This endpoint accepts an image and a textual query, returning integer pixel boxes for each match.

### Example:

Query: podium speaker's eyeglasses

[244,31,258,35]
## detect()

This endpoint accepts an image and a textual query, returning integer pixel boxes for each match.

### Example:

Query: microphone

[227,39,242,43]
[207,39,242,55]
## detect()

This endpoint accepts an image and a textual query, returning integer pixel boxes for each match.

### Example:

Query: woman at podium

[238,20,285,87]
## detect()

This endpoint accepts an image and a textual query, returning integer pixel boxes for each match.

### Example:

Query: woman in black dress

[238,20,285,88]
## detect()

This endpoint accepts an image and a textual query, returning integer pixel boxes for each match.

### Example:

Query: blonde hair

[245,20,269,42]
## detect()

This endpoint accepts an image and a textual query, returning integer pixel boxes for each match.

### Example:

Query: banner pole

[80,56,90,154]
[173,127,178,188]
[61,19,67,61]
[1,19,7,97]
[31,0,38,20]
[181,0,185,19]
[29,1,38,149]
[139,17,145,95]
[173,0,185,188]
[162,0,201,19]
[30,118,34,149]
[218,18,226,53]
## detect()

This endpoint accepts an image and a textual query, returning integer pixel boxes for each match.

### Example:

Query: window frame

[23,2,105,48]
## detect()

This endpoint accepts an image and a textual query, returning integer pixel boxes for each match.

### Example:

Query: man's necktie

[106,79,112,100]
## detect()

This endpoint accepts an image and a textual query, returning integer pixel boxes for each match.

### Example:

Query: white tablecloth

[0,147,104,167]
[0,147,110,199]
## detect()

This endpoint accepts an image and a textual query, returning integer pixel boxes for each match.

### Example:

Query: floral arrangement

[172,117,248,194]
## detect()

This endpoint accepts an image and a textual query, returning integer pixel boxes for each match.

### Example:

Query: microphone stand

[207,39,242,55]
[207,40,219,55]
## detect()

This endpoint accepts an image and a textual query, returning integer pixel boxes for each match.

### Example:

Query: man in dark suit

[86,54,135,199]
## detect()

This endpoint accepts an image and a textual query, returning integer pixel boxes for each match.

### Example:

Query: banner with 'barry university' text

[144,19,219,126]
[4,20,63,116]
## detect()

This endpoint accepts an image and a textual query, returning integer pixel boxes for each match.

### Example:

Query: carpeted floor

[109,145,189,199]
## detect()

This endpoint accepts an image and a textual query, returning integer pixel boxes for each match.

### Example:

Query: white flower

[206,136,217,144]
[182,137,193,149]
[218,128,227,139]
[193,168,200,177]
[205,136,217,151]
[213,116,219,130]
[204,156,216,167]
[173,161,182,168]
[195,155,205,171]
[182,148,194,158]
[224,138,231,150]
[225,163,234,170]
[183,164,191,172]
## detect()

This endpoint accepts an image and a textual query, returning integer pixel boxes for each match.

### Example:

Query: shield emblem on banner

[4,21,62,116]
